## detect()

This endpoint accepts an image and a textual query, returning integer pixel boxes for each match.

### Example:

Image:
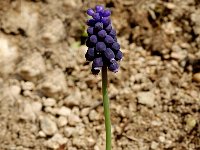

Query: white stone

[40,116,58,136]
[89,110,99,121]
[0,35,18,76]
[42,98,56,107]
[159,136,165,143]
[64,89,81,106]
[68,114,81,126]
[80,108,90,117]
[40,19,65,44]
[39,68,67,98]
[19,102,36,122]
[137,91,155,107]
[21,81,35,91]
[151,141,159,149]
[72,137,87,148]
[64,127,75,137]
[31,101,42,115]
[10,85,21,96]
[56,106,71,117]
[38,131,46,138]
[44,133,68,149]
[1,1,39,36]
[17,52,46,81]
[57,116,68,127]
[171,50,187,61]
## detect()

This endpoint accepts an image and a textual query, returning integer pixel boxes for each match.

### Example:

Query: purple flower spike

[95,5,104,13]
[87,8,95,16]
[85,6,122,74]
[102,10,111,17]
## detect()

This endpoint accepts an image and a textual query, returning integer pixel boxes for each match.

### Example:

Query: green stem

[102,66,111,150]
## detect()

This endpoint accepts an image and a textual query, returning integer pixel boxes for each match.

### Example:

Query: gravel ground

[0,0,199,150]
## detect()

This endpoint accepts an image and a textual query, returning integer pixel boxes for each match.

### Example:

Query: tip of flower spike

[95,5,104,13]
[87,8,95,16]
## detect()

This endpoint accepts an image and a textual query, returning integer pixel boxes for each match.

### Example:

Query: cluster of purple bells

[85,5,123,74]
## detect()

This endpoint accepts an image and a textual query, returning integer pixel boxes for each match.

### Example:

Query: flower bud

[112,42,120,51]
[102,10,111,17]
[103,48,115,61]
[104,35,115,45]
[115,50,123,61]
[98,30,107,38]
[87,8,95,16]
[95,22,104,31]
[96,42,106,52]
[85,48,95,61]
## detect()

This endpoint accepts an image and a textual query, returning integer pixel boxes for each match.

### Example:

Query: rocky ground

[0,0,200,150]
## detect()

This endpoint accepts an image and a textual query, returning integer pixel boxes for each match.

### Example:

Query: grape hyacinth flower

[85,5,122,75]
[85,5,123,150]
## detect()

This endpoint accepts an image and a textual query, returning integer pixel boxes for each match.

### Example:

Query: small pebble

[43,98,56,107]
[56,106,71,117]
[40,116,58,136]
[193,73,200,83]
[44,133,68,149]
[81,108,90,117]
[137,91,155,107]
[57,116,68,127]
[68,113,81,126]
[89,110,99,121]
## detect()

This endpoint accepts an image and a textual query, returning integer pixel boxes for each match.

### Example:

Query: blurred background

[0,0,199,149]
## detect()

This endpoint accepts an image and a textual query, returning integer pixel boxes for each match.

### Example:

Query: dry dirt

[0,0,200,150]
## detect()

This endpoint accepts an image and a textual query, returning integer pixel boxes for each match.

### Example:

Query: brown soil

[0,0,199,150]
